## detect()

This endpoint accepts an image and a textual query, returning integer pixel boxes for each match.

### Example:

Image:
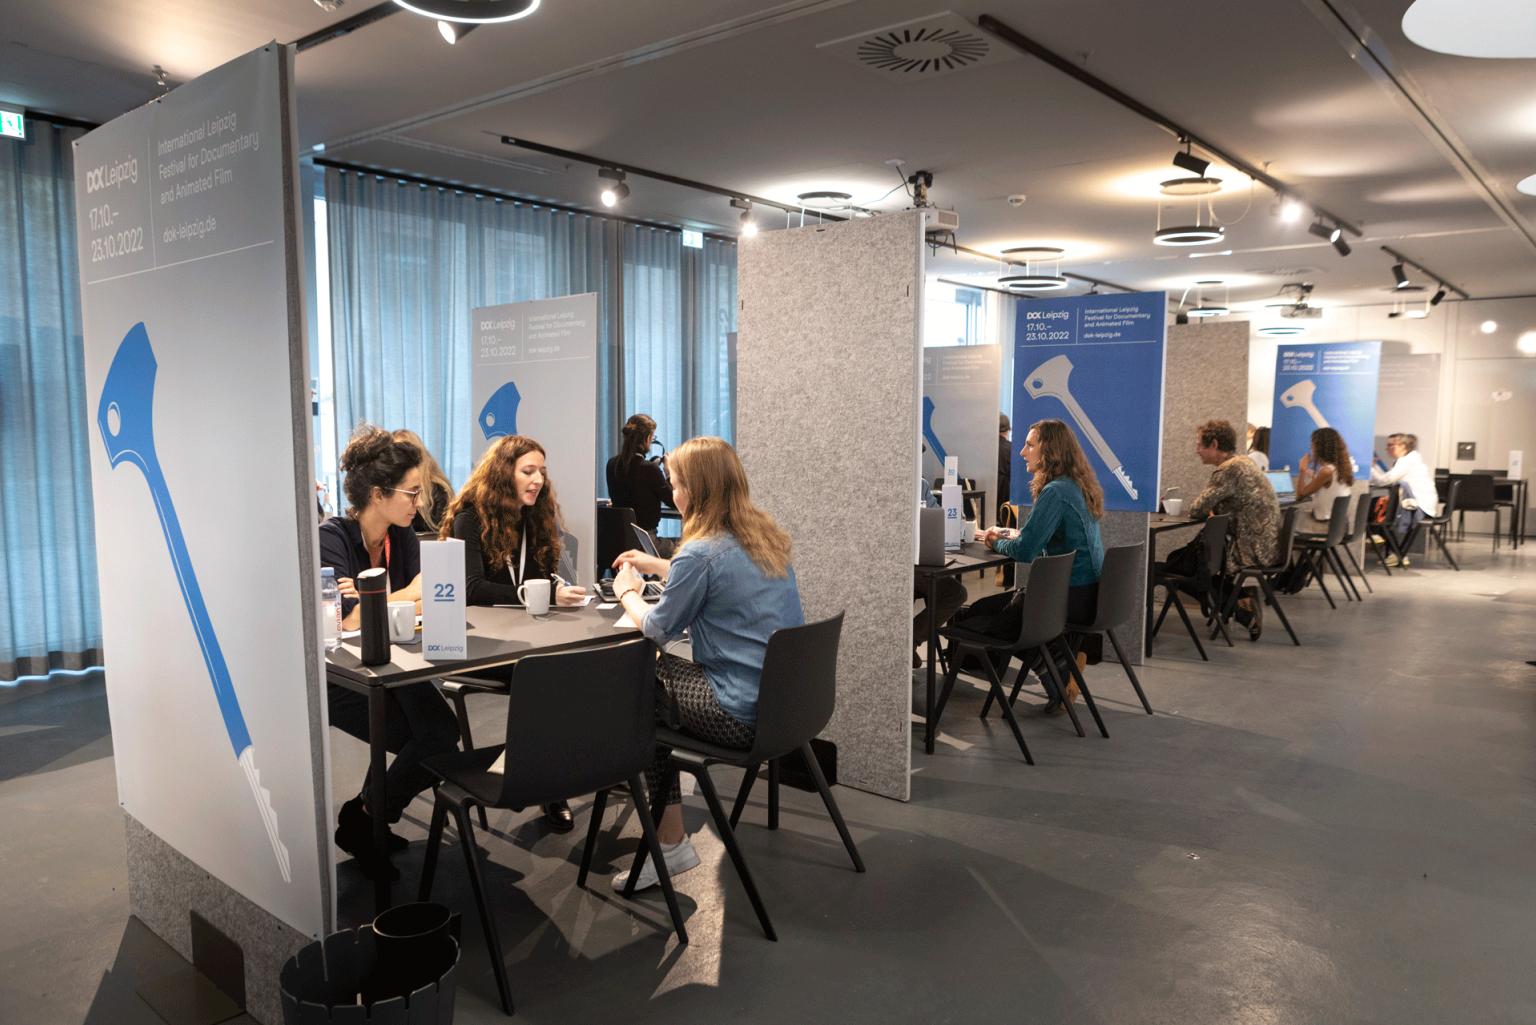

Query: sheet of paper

[614,612,638,628]
[597,602,618,610]
[488,750,505,775]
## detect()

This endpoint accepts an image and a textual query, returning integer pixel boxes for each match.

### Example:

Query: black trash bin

[280,904,460,1025]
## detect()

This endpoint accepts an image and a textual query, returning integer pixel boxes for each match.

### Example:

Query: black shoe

[543,801,574,833]
[335,798,402,879]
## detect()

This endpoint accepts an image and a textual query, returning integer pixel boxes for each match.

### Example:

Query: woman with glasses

[319,425,460,879]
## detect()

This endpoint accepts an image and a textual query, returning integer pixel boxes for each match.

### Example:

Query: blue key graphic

[97,323,291,882]
[479,380,521,440]
[922,396,948,465]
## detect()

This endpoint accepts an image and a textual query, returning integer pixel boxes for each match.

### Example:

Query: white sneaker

[612,835,700,893]
[1384,553,1411,567]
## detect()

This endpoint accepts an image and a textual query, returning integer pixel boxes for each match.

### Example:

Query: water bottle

[320,567,341,652]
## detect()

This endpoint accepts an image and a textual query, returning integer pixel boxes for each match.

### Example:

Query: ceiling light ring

[1153,225,1225,246]
[393,0,540,24]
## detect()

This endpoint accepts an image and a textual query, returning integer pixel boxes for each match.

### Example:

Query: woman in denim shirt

[608,437,804,892]
[970,419,1105,711]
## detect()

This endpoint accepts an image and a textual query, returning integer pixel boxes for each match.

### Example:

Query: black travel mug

[357,567,391,665]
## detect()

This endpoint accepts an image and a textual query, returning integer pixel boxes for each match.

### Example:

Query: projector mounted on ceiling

[1279,304,1322,319]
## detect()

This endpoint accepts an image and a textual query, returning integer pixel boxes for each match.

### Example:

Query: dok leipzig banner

[1011,292,1166,512]
[922,344,1002,524]
[1270,341,1382,477]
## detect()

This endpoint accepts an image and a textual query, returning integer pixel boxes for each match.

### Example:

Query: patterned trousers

[645,652,755,806]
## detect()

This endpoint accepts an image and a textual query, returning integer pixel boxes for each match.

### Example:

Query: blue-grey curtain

[325,168,611,491]
[0,121,102,681]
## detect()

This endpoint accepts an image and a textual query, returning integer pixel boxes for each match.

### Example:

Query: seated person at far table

[1187,419,1279,639]
[319,425,459,880]
[1248,426,1271,471]
[439,433,587,832]
[1370,432,1439,518]
[608,436,804,893]
[963,419,1105,713]
[913,474,968,668]
[1294,426,1356,534]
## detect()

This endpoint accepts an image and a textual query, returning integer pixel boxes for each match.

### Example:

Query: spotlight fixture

[998,247,1067,290]
[1392,262,1410,289]
[1431,287,1447,306]
[598,167,628,207]
[731,197,756,237]
[1171,142,1210,177]
[1332,236,1351,256]
[1308,220,1342,243]
[393,0,539,23]
[437,20,478,42]
[1154,225,1225,246]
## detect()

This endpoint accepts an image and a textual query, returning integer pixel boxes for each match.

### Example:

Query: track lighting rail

[1379,245,1469,299]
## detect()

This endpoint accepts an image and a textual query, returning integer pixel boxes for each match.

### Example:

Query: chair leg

[1258,575,1300,646]
[576,788,610,890]
[1327,548,1357,601]
[628,772,689,947]
[1343,545,1373,593]
[979,650,1035,764]
[1306,552,1337,609]
[622,787,670,899]
[1056,637,1107,738]
[767,759,780,831]
[1104,628,1153,714]
[687,764,778,941]
[728,764,762,830]
[1336,548,1363,601]
[417,791,451,902]
[448,688,475,752]
[1432,524,1460,570]
[449,800,513,1016]
[1151,588,1177,640]
[1165,591,1209,661]
[799,741,865,873]
[1038,646,1085,738]
[1368,533,1394,575]
[935,639,966,724]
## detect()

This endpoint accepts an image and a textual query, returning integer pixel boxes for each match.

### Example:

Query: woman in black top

[440,434,586,830]
[319,426,460,879]
[606,414,675,533]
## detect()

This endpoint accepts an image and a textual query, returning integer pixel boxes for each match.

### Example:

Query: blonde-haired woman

[391,429,455,535]
[608,437,804,891]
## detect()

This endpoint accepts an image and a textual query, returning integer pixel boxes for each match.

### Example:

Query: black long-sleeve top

[605,454,675,531]
[318,516,421,616]
[450,507,556,607]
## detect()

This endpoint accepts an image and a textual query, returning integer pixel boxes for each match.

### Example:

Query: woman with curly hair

[441,434,587,831]
[320,425,460,879]
[969,419,1106,712]
[1296,426,1355,531]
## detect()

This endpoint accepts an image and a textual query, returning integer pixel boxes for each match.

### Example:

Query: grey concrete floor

[5,535,1535,1024]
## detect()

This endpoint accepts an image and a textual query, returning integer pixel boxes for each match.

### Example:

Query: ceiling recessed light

[1160,177,1223,196]
[1154,225,1225,246]
[1001,246,1065,257]
[999,274,1068,291]
[1481,320,1498,333]
[1187,305,1229,317]
[1404,308,1428,319]
[1517,331,1536,354]
[797,191,853,208]
[393,0,540,23]
[1403,0,1536,58]
[1519,173,1536,196]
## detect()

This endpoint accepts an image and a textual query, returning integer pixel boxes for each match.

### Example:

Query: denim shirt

[997,477,1104,587]
[639,534,805,726]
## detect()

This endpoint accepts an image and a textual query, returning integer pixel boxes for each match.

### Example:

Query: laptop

[917,507,948,567]
[631,523,660,557]
[1265,470,1296,496]
[598,523,665,602]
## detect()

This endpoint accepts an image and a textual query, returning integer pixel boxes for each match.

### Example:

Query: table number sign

[420,540,466,660]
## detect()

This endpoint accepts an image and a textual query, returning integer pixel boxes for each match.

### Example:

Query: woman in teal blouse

[968,419,1105,710]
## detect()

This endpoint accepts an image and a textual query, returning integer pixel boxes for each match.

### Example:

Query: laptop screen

[1266,470,1295,495]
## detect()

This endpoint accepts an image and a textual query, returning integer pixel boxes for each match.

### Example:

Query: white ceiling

[7,0,1536,317]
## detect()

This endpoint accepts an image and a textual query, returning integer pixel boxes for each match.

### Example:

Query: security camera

[1007,194,1027,207]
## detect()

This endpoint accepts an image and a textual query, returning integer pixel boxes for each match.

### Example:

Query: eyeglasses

[385,487,423,500]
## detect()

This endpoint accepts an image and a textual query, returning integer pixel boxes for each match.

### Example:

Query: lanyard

[369,531,390,574]
[507,531,527,587]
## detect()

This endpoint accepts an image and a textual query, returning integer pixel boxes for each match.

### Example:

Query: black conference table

[1433,474,1528,548]
[914,542,1013,754]
[325,601,643,909]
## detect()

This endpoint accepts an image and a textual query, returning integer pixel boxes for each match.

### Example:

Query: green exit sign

[0,105,24,141]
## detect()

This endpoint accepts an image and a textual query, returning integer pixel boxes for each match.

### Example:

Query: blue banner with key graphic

[1269,340,1381,480]
[1012,292,1166,512]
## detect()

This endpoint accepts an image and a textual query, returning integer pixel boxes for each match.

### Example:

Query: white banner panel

[75,44,324,936]
[471,294,598,588]
[922,344,1002,526]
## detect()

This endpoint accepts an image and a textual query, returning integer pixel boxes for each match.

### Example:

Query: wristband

[617,586,639,602]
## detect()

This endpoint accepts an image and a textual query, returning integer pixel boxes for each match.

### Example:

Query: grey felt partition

[736,211,925,802]
[1157,321,1251,565]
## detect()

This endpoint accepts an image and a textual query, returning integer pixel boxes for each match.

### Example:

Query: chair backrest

[1343,490,1370,544]
[1472,468,1502,476]
[1011,551,1075,649]
[1072,543,1144,632]
[749,612,845,762]
[1450,472,1493,511]
[1439,478,1461,522]
[495,638,658,808]
[1270,504,1300,569]
[596,505,636,579]
[1320,494,1352,546]
[1201,514,1230,576]
[1384,483,1402,523]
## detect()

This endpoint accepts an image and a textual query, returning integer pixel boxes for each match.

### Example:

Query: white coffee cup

[964,519,978,541]
[1164,498,1185,516]
[387,601,416,644]
[518,578,552,616]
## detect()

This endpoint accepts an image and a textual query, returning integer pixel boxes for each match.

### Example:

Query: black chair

[1219,505,1302,646]
[1337,491,1374,594]
[1366,486,1400,576]
[624,612,862,944]
[1293,495,1358,607]
[1452,473,1500,550]
[1061,543,1154,715]
[596,505,637,578]
[930,552,1088,760]
[1476,469,1519,546]
[417,639,685,1016]
[1400,478,1461,570]
[1151,515,1233,660]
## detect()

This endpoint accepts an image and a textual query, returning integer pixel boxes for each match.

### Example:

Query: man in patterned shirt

[1189,420,1280,638]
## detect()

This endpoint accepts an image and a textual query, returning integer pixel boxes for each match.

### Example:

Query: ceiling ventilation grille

[818,12,1019,82]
